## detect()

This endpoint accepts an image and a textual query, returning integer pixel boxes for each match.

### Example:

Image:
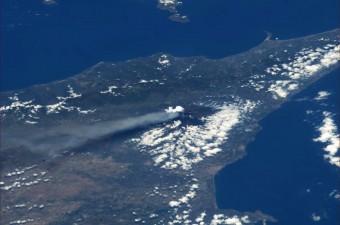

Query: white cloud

[9,219,34,225]
[314,91,331,101]
[46,85,95,114]
[311,213,321,222]
[314,112,340,167]
[100,85,119,95]
[265,44,340,99]
[210,214,250,225]
[0,85,96,123]
[165,106,185,113]
[268,80,299,98]
[135,100,257,170]
[158,54,171,66]
[159,0,177,7]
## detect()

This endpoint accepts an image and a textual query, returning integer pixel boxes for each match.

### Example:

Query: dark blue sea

[1,0,339,224]
[1,0,340,90]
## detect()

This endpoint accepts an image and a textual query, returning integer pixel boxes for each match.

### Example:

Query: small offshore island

[0,29,339,225]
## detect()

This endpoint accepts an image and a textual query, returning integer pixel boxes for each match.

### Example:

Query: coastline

[1,28,339,224]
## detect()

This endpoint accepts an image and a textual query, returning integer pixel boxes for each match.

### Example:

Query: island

[0,29,339,225]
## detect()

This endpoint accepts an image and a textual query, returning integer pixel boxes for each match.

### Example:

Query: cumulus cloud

[0,85,95,124]
[314,91,331,101]
[165,106,185,113]
[266,44,340,99]
[134,100,257,170]
[314,111,340,167]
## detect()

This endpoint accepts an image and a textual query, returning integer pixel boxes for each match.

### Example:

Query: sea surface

[215,69,340,225]
[1,0,340,90]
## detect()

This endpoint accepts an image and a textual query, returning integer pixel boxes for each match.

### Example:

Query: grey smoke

[3,111,180,155]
